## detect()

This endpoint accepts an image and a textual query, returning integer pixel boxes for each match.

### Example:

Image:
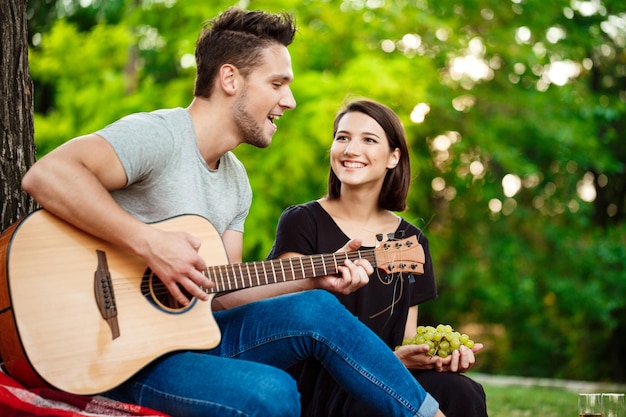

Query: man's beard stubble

[233,88,271,149]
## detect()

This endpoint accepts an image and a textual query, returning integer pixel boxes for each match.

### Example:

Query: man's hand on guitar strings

[141,228,214,305]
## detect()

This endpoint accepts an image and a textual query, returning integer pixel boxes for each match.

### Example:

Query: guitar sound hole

[141,267,194,312]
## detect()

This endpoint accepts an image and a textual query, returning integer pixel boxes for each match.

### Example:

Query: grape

[396,324,476,358]
[450,339,461,350]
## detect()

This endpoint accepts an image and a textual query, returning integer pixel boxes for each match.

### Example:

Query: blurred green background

[26,0,625,383]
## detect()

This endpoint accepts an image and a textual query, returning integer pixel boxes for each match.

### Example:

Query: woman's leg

[213,290,439,417]
[300,367,488,417]
[413,370,488,417]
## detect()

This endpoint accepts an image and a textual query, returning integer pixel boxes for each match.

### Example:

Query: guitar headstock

[374,236,425,275]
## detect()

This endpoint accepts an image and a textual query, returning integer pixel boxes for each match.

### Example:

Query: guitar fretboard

[204,250,376,293]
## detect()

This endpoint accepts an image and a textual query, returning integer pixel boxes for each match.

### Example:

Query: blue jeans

[106,290,439,417]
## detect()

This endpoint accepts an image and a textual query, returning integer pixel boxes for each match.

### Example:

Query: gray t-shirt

[96,108,252,235]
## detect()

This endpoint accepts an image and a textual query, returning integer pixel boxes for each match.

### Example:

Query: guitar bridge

[94,250,120,339]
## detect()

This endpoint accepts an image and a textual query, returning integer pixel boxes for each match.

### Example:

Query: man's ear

[219,64,239,95]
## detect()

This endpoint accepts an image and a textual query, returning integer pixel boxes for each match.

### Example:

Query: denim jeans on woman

[105,290,439,417]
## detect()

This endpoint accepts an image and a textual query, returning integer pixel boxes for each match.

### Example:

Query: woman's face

[330,111,400,190]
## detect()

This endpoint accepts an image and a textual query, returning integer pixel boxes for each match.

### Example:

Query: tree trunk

[1,0,37,233]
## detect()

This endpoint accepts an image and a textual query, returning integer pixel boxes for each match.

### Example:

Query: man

[22,7,445,417]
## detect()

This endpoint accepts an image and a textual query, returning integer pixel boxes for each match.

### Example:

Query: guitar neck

[205,250,375,293]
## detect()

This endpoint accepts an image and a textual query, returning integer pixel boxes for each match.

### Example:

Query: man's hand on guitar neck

[138,227,214,306]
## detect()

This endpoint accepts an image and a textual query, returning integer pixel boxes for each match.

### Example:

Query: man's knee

[249,368,301,416]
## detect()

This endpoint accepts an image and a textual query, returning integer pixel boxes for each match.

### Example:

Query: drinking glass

[579,393,603,417]
[602,393,625,417]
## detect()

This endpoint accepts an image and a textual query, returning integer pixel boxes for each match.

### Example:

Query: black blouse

[267,201,437,349]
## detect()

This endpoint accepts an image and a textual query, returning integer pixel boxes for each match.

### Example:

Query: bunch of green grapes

[396,324,475,358]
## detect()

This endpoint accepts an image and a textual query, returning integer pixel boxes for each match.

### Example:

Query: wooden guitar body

[0,210,223,395]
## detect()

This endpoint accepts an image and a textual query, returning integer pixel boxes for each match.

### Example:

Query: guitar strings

[105,248,380,297]
[96,241,421,311]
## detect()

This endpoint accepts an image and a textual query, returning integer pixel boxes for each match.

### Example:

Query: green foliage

[26,0,626,382]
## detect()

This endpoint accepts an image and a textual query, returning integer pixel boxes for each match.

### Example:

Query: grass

[483,383,578,416]
[476,374,626,417]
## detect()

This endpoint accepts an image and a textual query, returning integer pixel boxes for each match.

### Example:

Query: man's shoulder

[150,107,187,120]
[220,151,247,173]
[99,108,186,132]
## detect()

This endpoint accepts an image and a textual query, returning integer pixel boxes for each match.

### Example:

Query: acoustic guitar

[0,209,424,395]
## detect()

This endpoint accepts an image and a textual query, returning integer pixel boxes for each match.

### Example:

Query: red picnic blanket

[0,370,170,417]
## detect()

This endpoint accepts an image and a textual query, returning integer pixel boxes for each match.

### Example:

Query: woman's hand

[315,238,373,295]
[395,343,484,373]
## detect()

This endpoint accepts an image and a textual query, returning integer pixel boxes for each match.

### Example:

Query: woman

[267,98,488,417]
